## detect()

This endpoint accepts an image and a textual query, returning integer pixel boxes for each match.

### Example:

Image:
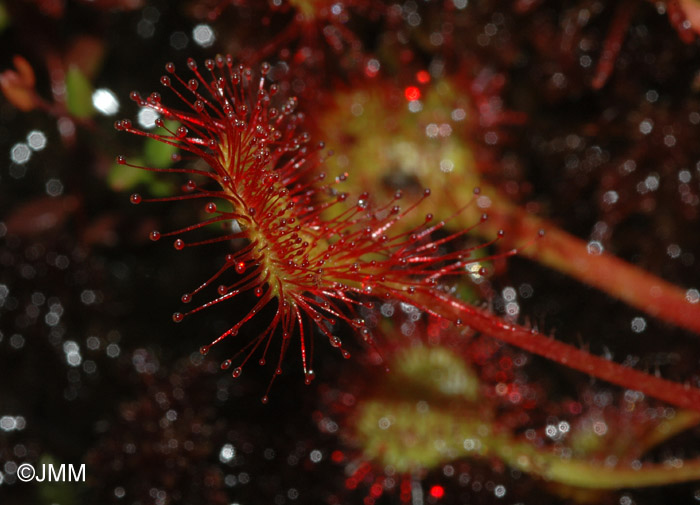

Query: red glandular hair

[115,55,501,401]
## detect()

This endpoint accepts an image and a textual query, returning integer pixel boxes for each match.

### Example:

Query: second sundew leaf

[65,66,95,118]
[394,346,481,401]
[354,344,700,489]
[316,77,480,229]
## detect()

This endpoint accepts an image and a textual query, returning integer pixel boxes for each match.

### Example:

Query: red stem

[483,198,700,336]
[407,288,700,413]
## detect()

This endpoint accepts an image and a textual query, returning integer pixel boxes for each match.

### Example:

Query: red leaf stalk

[406,288,700,413]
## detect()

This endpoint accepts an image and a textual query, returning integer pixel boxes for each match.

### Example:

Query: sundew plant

[1,2,700,505]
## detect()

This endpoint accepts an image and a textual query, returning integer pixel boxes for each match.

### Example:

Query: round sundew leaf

[392,346,481,401]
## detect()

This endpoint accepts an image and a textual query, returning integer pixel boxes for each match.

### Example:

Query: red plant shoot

[116,55,700,410]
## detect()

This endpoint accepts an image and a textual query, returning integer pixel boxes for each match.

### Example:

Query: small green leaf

[108,156,175,197]
[150,179,176,198]
[108,156,152,192]
[65,66,95,118]
[144,119,180,168]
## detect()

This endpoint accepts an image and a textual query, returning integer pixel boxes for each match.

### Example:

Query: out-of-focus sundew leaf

[65,66,95,118]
